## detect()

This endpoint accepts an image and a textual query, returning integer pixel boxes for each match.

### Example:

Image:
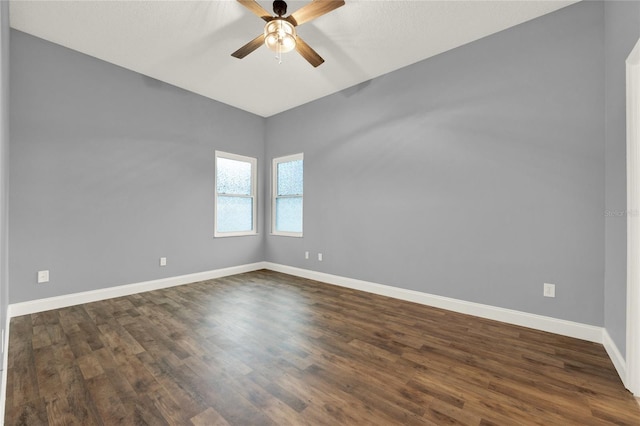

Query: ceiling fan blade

[231,34,265,59]
[295,36,324,67]
[237,0,272,21]
[289,0,345,26]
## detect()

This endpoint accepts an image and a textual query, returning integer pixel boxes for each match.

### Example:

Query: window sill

[214,232,259,238]
[270,232,303,238]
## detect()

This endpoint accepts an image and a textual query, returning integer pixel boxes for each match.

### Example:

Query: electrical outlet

[160,257,167,267]
[305,251,309,260]
[318,253,323,261]
[37,270,49,284]
[543,283,556,298]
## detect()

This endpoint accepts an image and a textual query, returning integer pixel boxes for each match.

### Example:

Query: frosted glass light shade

[264,19,296,53]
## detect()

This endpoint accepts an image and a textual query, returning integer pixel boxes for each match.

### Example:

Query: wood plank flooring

[4,270,640,425]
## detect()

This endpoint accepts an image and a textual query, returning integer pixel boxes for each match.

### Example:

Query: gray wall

[604,1,640,357]
[0,0,9,370]
[8,1,631,335]
[9,30,265,304]
[265,0,605,326]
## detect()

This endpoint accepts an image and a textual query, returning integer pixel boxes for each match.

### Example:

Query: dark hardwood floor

[4,270,640,425]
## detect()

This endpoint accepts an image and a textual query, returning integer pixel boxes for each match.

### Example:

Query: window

[272,153,303,237]
[215,151,257,237]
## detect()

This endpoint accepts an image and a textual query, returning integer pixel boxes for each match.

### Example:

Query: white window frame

[214,150,257,238]
[272,153,303,238]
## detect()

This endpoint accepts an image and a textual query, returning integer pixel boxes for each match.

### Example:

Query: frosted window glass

[277,160,303,196]
[217,196,253,233]
[276,197,302,233]
[217,157,252,195]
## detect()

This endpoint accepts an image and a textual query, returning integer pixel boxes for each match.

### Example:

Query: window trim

[214,150,258,238]
[272,153,304,238]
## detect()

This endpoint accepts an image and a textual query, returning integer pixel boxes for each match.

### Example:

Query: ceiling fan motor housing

[273,0,287,17]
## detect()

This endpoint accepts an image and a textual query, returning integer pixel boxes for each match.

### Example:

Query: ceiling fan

[231,0,345,67]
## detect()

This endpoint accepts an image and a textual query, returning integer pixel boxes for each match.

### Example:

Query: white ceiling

[9,0,578,117]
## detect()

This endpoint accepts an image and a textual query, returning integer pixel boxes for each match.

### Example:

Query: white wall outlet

[318,253,323,261]
[305,251,309,260]
[37,270,49,284]
[160,257,167,267]
[543,283,556,298]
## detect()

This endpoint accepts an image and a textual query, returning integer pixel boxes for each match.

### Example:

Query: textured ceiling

[9,0,578,117]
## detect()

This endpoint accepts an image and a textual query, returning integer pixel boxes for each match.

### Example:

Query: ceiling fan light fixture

[264,19,296,53]
[233,0,344,67]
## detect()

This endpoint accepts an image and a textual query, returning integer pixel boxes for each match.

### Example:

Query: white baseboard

[603,328,627,388]
[264,262,604,344]
[7,262,267,318]
[6,261,605,344]
[2,260,621,418]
